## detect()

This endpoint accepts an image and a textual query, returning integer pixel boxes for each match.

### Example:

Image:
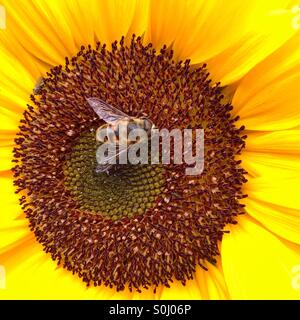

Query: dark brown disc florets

[12,36,247,292]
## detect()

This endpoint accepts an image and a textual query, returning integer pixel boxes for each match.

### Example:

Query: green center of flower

[63,129,165,219]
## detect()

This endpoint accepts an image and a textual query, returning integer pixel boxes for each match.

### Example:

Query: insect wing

[95,163,114,173]
[101,145,130,163]
[87,97,129,124]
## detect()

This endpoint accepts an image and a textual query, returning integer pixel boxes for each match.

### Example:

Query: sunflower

[0,0,300,300]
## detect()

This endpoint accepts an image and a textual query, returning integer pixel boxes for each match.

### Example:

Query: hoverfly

[86,97,155,174]
[33,77,44,95]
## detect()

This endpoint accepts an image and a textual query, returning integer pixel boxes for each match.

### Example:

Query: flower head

[1,0,300,299]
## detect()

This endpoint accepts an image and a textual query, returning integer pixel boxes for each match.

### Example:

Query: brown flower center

[13,36,247,292]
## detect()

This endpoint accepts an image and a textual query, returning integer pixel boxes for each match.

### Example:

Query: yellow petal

[194,259,230,300]
[0,173,23,226]
[245,130,300,156]
[0,225,29,257]
[146,0,298,84]
[245,198,300,245]
[0,39,36,169]
[87,0,149,46]
[0,26,43,80]
[241,130,300,210]
[240,131,300,244]
[0,109,19,133]
[160,262,229,300]
[245,169,300,210]
[1,0,74,66]
[0,131,16,148]
[1,0,149,68]
[243,152,300,179]
[159,277,203,300]
[241,130,300,179]
[0,34,36,121]
[234,32,300,130]
[125,0,150,43]
[0,145,14,172]
[222,214,300,299]
[0,174,27,249]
